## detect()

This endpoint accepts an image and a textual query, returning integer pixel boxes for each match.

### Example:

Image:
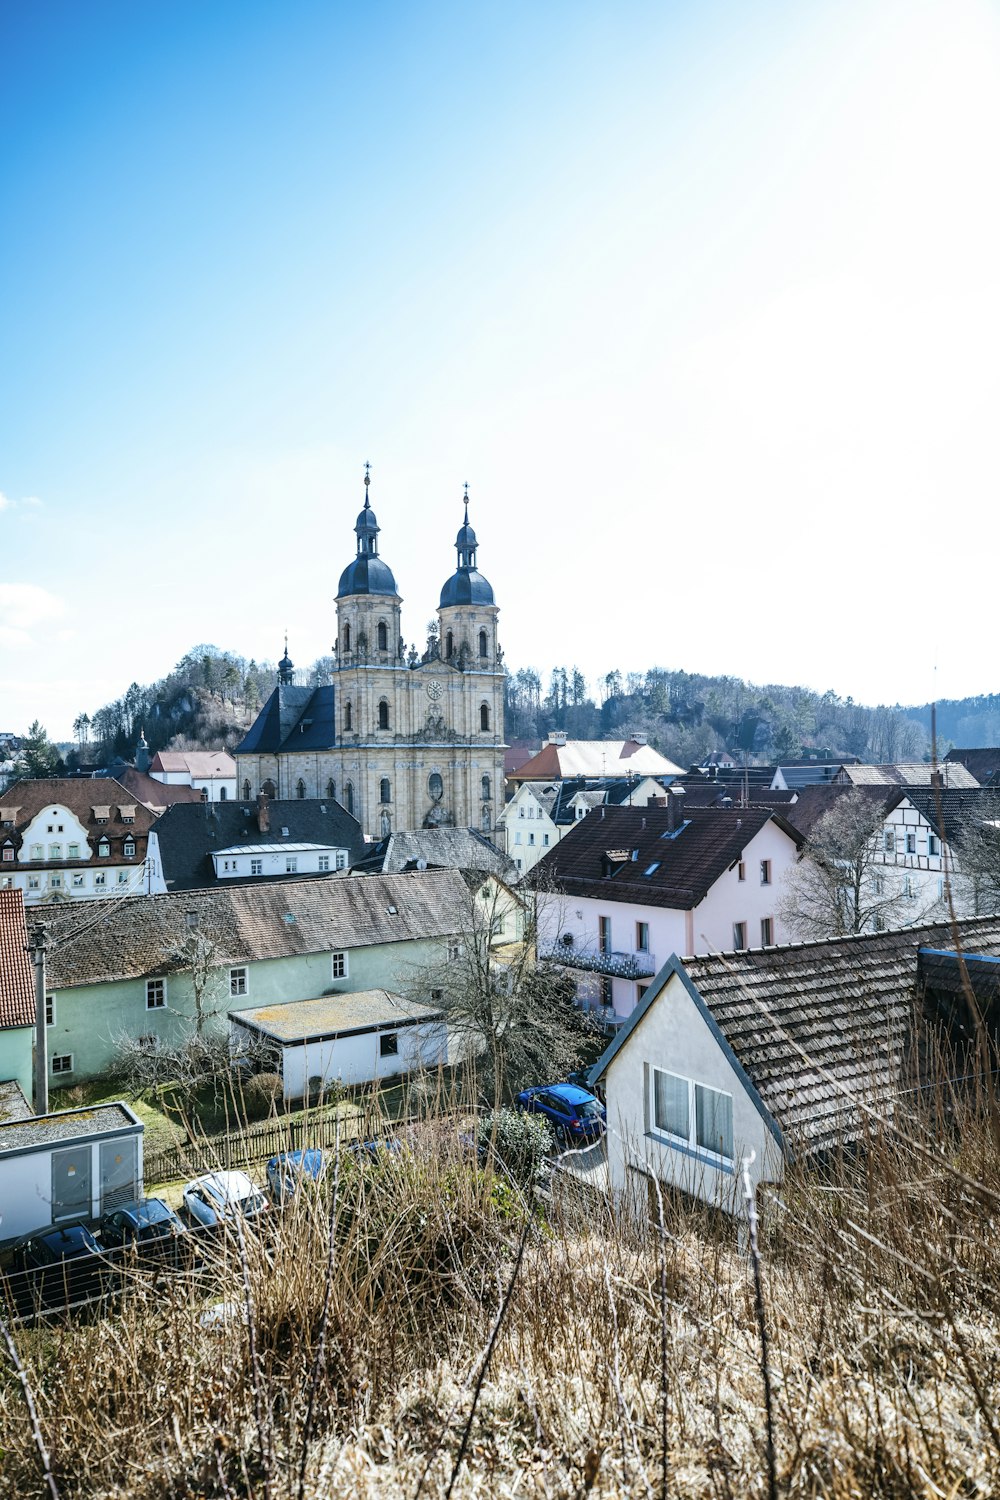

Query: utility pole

[28,924,49,1116]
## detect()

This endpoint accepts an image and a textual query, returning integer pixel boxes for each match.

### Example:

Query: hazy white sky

[2,0,999,739]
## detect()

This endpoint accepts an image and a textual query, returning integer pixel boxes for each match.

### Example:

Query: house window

[884,830,895,852]
[68,842,80,859]
[481,774,491,801]
[760,860,771,886]
[1,845,12,861]
[230,967,248,997]
[94,872,106,888]
[251,858,263,875]
[378,700,390,730]
[514,832,521,845]
[478,629,488,659]
[262,780,276,800]
[335,851,347,870]
[326,779,336,799]
[760,917,773,946]
[98,839,110,857]
[332,952,348,979]
[49,843,62,859]
[377,620,388,651]
[122,814,134,824]
[51,1054,73,1075]
[379,778,391,804]
[72,873,84,888]
[928,834,939,856]
[296,780,306,799]
[286,856,298,873]
[45,994,55,1026]
[733,921,747,950]
[906,832,916,855]
[318,855,330,871]
[903,875,914,899]
[652,1068,734,1161]
[528,832,535,846]
[518,807,525,819]
[345,782,355,816]
[123,839,135,857]
[379,1031,399,1058]
[599,915,612,954]
[117,870,129,884]
[480,704,491,732]
[737,862,745,882]
[30,843,43,860]
[50,873,62,889]
[445,630,454,659]
[636,983,649,1003]
[27,875,41,890]
[600,977,613,1007]
[871,873,884,894]
[343,623,351,652]
[344,702,353,731]
[636,921,649,952]
[542,833,549,845]
[447,941,460,962]
[146,978,166,1009]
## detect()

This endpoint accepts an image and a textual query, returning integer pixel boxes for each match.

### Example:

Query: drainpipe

[28,923,49,1116]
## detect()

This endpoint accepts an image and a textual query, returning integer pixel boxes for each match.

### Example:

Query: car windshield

[576,1100,603,1119]
[236,1191,267,1217]
[138,1219,174,1241]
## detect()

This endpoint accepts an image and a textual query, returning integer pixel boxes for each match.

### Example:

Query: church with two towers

[235,470,506,841]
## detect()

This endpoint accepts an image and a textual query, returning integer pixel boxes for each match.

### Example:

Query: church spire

[278,632,295,685]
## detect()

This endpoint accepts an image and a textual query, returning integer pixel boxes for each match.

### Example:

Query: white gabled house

[531,790,804,1022]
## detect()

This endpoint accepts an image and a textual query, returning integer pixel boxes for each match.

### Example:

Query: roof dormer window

[98,839,110,857]
[123,839,135,857]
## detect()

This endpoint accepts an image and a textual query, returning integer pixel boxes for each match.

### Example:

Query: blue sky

[3,0,999,739]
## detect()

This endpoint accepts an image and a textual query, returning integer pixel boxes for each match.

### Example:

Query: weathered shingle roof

[151,798,365,890]
[352,827,517,879]
[33,869,469,990]
[838,762,979,789]
[0,889,34,1030]
[231,989,440,1042]
[529,804,802,909]
[782,783,900,841]
[945,748,1000,783]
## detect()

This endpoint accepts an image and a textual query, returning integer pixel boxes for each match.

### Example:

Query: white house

[588,912,1000,1219]
[532,791,804,1022]
[149,750,238,803]
[229,990,449,1100]
[0,778,157,905]
[0,1101,144,1245]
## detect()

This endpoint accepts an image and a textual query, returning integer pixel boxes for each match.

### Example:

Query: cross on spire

[363,461,371,507]
[463,481,469,524]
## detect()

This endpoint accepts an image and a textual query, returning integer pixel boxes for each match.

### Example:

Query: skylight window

[643,862,660,876]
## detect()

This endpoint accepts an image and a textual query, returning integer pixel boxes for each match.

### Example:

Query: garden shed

[0,1101,143,1245]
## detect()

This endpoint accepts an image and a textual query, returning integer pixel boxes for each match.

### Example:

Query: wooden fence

[143,1106,401,1188]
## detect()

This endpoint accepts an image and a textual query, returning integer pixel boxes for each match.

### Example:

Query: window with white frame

[514,831,522,845]
[331,951,348,979]
[123,839,135,857]
[286,857,298,873]
[651,1067,734,1160]
[251,859,263,875]
[68,842,80,859]
[318,855,330,872]
[30,843,42,860]
[1,875,13,888]
[447,941,460,962]
[902,875,914,899]
[928,834,939,856]
[27,875,40,890]
[230,967,248,997]
[94,872,106,887]
[1,845,12,861]
[45,994,55,1026]
[51,1054,73,1075]
[117,871,129,885]
[71,872,84,888]
[335,851,347,870]
[636,921,649,952]
[599,915,612,954]
[50,873,62,889]
[98,839,110,857]
[871,873,884,894]
[906,832,916,855]
[146,978,166,1009]
[49,843,61,859]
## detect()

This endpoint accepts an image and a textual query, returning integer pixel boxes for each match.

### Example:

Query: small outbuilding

[0,1101,144,1246]
[230,990,449,1099]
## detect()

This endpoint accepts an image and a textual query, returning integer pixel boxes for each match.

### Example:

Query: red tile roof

[0,889,35,1030]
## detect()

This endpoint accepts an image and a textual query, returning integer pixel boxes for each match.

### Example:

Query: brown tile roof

[0,889,35,1030]
[32,869,469,990]
[679,914,1000,1153]
[150,750,236,778]
[0,777,155,866]
[108,766,204,811]
[529,804,802,909]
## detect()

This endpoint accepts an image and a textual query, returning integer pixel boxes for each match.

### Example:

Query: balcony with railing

[539,938,657,979]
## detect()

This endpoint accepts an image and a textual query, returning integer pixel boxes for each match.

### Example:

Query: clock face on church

[425,680,443,702]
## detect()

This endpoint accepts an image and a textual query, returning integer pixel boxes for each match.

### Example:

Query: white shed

[0,1102,144,1246]
[230,990,449,1100]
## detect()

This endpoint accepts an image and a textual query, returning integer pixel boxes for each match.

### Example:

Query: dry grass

[3,1087,1000,1499]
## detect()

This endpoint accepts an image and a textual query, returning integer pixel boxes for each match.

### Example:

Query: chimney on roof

[647,795,666,807]
[931,768,944,790]
[257,791,270,834]
[547,730,567,747]
[666,785,686,834]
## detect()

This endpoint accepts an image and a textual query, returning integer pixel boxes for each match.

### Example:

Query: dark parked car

[516,1083,607,1147]
[100,1199,188,1262]
[5,1223,107,1312]
[266,1148,325,1202]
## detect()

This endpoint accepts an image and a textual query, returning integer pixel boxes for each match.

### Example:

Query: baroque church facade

[235,471,506,840]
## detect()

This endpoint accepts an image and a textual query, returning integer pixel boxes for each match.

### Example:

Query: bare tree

[780,789,943,939]
[953,792,1000,916]
[167,927,226,1035]
[403,876,596,1104]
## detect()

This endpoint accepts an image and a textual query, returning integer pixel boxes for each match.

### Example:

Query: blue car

[6,1223,107,1312]
[100,1198,187,1250]
[516,1083,607,1147]
[266,1148,325,1202]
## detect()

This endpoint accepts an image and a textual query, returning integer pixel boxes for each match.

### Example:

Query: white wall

[279,1021,449,1099]
[212,846,349,880]
[603,969,784,1218]
[0,1128,144,1244]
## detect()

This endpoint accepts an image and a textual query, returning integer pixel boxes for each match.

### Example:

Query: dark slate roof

[685,765,779,788]
[33,869,470,990]
[945,748,1000,783]
[235,684,336,755]
[782,784,901,841]
[899,787,997,842]
[528,804,803,909]
[0,889,34,1031]
[593,913,1000,1156]
[439,567,495,607]
[674,778,797,810]
[151,798,365,891]
[337,554,399,597]
[352,827,516,880]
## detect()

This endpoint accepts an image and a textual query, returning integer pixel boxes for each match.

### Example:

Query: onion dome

[439,485,495,607]
[337,464,399,598]
[278,634,295,685]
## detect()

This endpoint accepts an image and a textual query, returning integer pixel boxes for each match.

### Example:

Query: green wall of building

[0,1027,34,1105]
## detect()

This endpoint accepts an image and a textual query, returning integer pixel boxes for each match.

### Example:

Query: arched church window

[262,779,276,800]
[377,620,388,651]
[345,781,355,816]
[478,629,488,659]
[344,702,353,731]
[379,778,391,804]
[445,630,454,660]
[481,774,491,801]
[343,623,351,652]
[378,700,390,730]
[482,805,491,831]
[220,786,227,801]
[480,703,491,732]
[296,779,306,799]
[242,780,251,801]
[326,779,336,799]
